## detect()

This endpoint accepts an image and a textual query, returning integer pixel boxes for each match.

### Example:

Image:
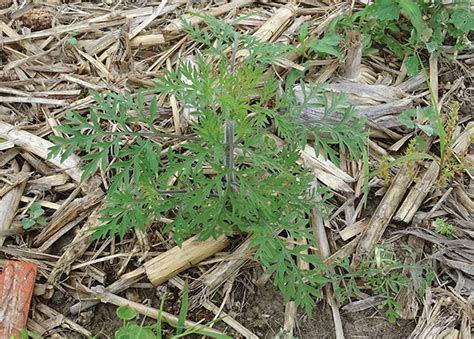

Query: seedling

[434,218,454,238]
[113,285,229,338]
[115,305,155,339]
[298,21,343,59]
[331,246,434,323]
[21,202,47,229]
[67,33,78,46]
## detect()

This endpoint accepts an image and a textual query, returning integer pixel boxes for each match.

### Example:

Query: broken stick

[0,121,82,184]
[70,235,228,314]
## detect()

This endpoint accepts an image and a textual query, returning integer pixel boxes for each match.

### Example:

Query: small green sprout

[434,218,454,238]
[22,202,47,229]
[67,34,78,46]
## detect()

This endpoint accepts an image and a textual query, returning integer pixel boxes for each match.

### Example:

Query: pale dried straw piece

[0,161,29,246]
[20,196,60,210]
[128,0,168,40]
[343,30,362,81]
[312,203,345,339]
[394,161,440,223]
[339,219,368,241]
[193,237,254,296]
[396,235,425,320]
[0,121,83,184]
[33,188,104,246]
[144,235,229,285]
[164,0,256,34]
[299,144,355,193]
[38,213,88,253]
[166,58,183,134]
[283,225,310,338]
[70,235,229,314]
[352,163,422,267]
[0,168,30,198]
[34,302,91,337]
[237,3,300,70]
[170,275,258,338]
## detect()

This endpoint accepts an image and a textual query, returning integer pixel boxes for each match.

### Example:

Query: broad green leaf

[405,55,419,77]
[30,202,45,219]
[115,326,133,339]
[129,325,155,339]
[308,33,343,58]
[426,27,442,53]
[22,218,35,229]
[68,35,78,46]
[370,0,400,21]
[398,0,424,35]
[116,305,137,321]
[416,123,434,136]
[414,135,426,151]
[420,106,436,121]
[399,108,416,129]
[37,216,47,226]
[19,328,29,339]
[450,8,474,32]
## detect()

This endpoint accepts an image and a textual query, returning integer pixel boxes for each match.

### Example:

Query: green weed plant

[48,15,433,322]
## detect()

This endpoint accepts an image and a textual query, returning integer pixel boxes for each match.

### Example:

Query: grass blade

[176,283,189,335]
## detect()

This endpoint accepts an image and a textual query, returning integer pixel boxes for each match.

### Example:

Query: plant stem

[418,54,446,168]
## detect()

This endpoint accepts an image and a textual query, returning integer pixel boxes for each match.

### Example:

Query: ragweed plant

[49,15,368,315]
[332,246,434,323]
[434,218,455,238]
[360,246,409,323]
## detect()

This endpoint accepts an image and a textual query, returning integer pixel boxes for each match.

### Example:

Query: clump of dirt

[77,303,123,337]
[43,290,127,338]
[21,8,53,31]
[0,0,12,9]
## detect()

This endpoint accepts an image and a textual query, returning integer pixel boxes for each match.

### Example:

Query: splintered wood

[0,0,472,338]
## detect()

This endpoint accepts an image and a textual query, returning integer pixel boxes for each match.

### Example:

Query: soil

[237,280,415,339]
[41,205,418,338]
[43,274,415,339]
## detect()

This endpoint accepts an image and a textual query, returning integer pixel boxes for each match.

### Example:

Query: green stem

[417,53,446,168]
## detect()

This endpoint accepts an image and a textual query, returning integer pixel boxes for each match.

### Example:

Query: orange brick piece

[0,260,37,338]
